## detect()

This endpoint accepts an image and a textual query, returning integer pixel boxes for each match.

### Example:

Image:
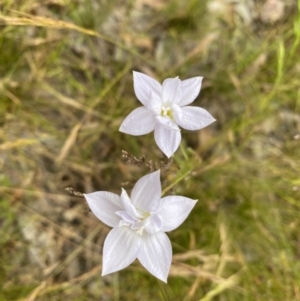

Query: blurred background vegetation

[1,0,300,300]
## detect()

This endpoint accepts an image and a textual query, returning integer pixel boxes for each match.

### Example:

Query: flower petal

[119,107,156,136]
[155,115,180,131]
[116,211,136,225]
[146,91,162,114]
[133,71,162,107]
[172,105,216,131]
[83,191,122,227]
[102,227,141,276]
[156,196,197,232]
[131,170,161,212]
[120,188,143,219]
[144,213,162,235]
[179,77,203,106]
[162,77,182,105]
[137,232,172,283]
[154,123,181,158]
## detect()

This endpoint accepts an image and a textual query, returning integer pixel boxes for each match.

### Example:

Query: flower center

[117,189,162,236]
[160,106,173,119]
[117,209,151,236]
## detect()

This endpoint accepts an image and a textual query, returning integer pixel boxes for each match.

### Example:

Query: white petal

[156,196,197,232]
[172,105,216,131]
[119,107,156,136]
[144,213,162,235]
[83,191,122,228]
[137,232,172,283]
[131,170,161,212]
[133,71,162,107]
[179,77,203,106]
[162,77,182,105]
[102,227,141,276]
[116,211,136,225]
[154,123,181,158]
[146,91,162,114]
[120,188,143,219]
[155,115,180,131]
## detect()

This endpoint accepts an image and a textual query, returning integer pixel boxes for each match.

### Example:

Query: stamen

[136,226,144,236]
[161,106,173,118]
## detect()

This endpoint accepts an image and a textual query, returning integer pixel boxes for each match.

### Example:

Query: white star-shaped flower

[119,71,216,158]
[83,170,197,282]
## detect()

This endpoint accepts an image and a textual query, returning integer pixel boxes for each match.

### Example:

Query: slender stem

[180,143,189,161]
[162,168,192,196]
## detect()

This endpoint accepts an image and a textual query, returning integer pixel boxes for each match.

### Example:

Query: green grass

[1,0,300,300]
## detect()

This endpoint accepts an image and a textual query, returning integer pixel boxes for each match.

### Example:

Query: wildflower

[119,71,216,157]
[84,170,197,282]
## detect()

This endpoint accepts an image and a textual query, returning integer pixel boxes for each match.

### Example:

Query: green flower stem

[162,168,192,196]
[180,143,189,161]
